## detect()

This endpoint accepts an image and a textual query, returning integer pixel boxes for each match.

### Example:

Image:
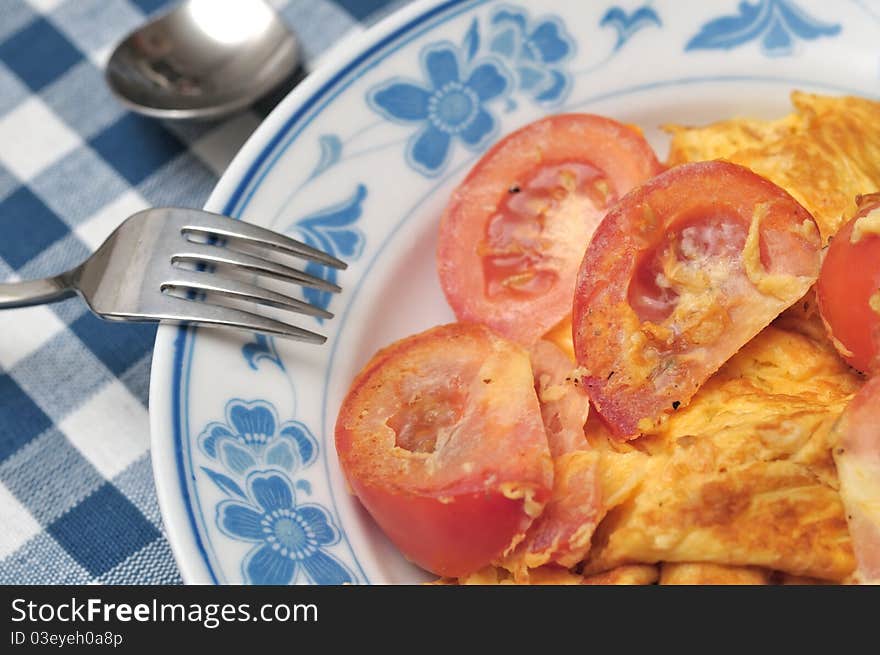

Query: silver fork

[0,208,346,344]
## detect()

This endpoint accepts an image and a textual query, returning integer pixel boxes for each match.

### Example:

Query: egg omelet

[659,562,771,585]
[441,92,880,585]
[583,324,861,581]
[665,91,880,241]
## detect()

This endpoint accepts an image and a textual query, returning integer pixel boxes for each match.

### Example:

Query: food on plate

[666,91,880,241]
[528,339,591,457]
[437,114,663,345]
[544,315,575,360]
[583,328,858,581]
[817,193,880,373]
[658,562,770,585]
[830,375,880,584]
[450,565,585,585]
[429,321,862,584]
[580,564,659,585]
[498,340,600,578]
[336,92,880,585]
[447,563,658,585]
[572,160,822,438]
[334,322,553,577]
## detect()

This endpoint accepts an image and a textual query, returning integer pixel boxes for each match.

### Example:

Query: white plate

[150,0,880,584]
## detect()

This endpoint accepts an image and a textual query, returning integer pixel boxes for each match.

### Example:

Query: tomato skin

[831,374,880,584]
[438,114,663,345]
[335,323,553,577]
[350,485,534,578]
[573,160,822,438]
[817,193,880,373]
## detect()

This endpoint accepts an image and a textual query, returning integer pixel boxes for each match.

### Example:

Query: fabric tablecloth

[0,0,403,584]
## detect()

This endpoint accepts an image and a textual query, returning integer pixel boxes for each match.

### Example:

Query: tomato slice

[500,339,600,577]
[831,375,880,584]
[573,160,822,438]
[438,114,663,345]
[817,193,880,373]
[334,323,553,577]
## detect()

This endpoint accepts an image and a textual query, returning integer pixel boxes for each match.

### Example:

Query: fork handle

[0,275,77,309]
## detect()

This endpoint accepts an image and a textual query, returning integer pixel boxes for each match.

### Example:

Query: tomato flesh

[817,193,880,373]
[438,114,663,345]
[335,323,553,577]
[628,213,747,324]
[481,162,610,299]
[573,161,822,438]
[386,382,465,454]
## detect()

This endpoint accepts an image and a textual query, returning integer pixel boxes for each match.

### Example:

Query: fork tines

[162,209,345,342]
[157,295,330,344]
[172,243,342,293]
[180,210,347,270]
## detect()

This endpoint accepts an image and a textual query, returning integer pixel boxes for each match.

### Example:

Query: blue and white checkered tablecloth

[0,0,402,585]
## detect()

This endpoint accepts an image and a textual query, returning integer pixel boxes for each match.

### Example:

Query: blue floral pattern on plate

[368,42,512,176]
[198,399,353,584]
[218,470,355,585]
[367,4,584,175]
[487,5,576,105]
[600,5,662,51]
[289,184,367,316]
[686,0,841,56]
[307,134,344,181]
[199,399,318,476]
[242,334,285,371]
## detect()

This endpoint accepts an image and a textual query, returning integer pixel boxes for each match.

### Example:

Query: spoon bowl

[105,0,301,120]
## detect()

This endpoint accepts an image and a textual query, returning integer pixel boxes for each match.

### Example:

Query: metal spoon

[105,0,301,120]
